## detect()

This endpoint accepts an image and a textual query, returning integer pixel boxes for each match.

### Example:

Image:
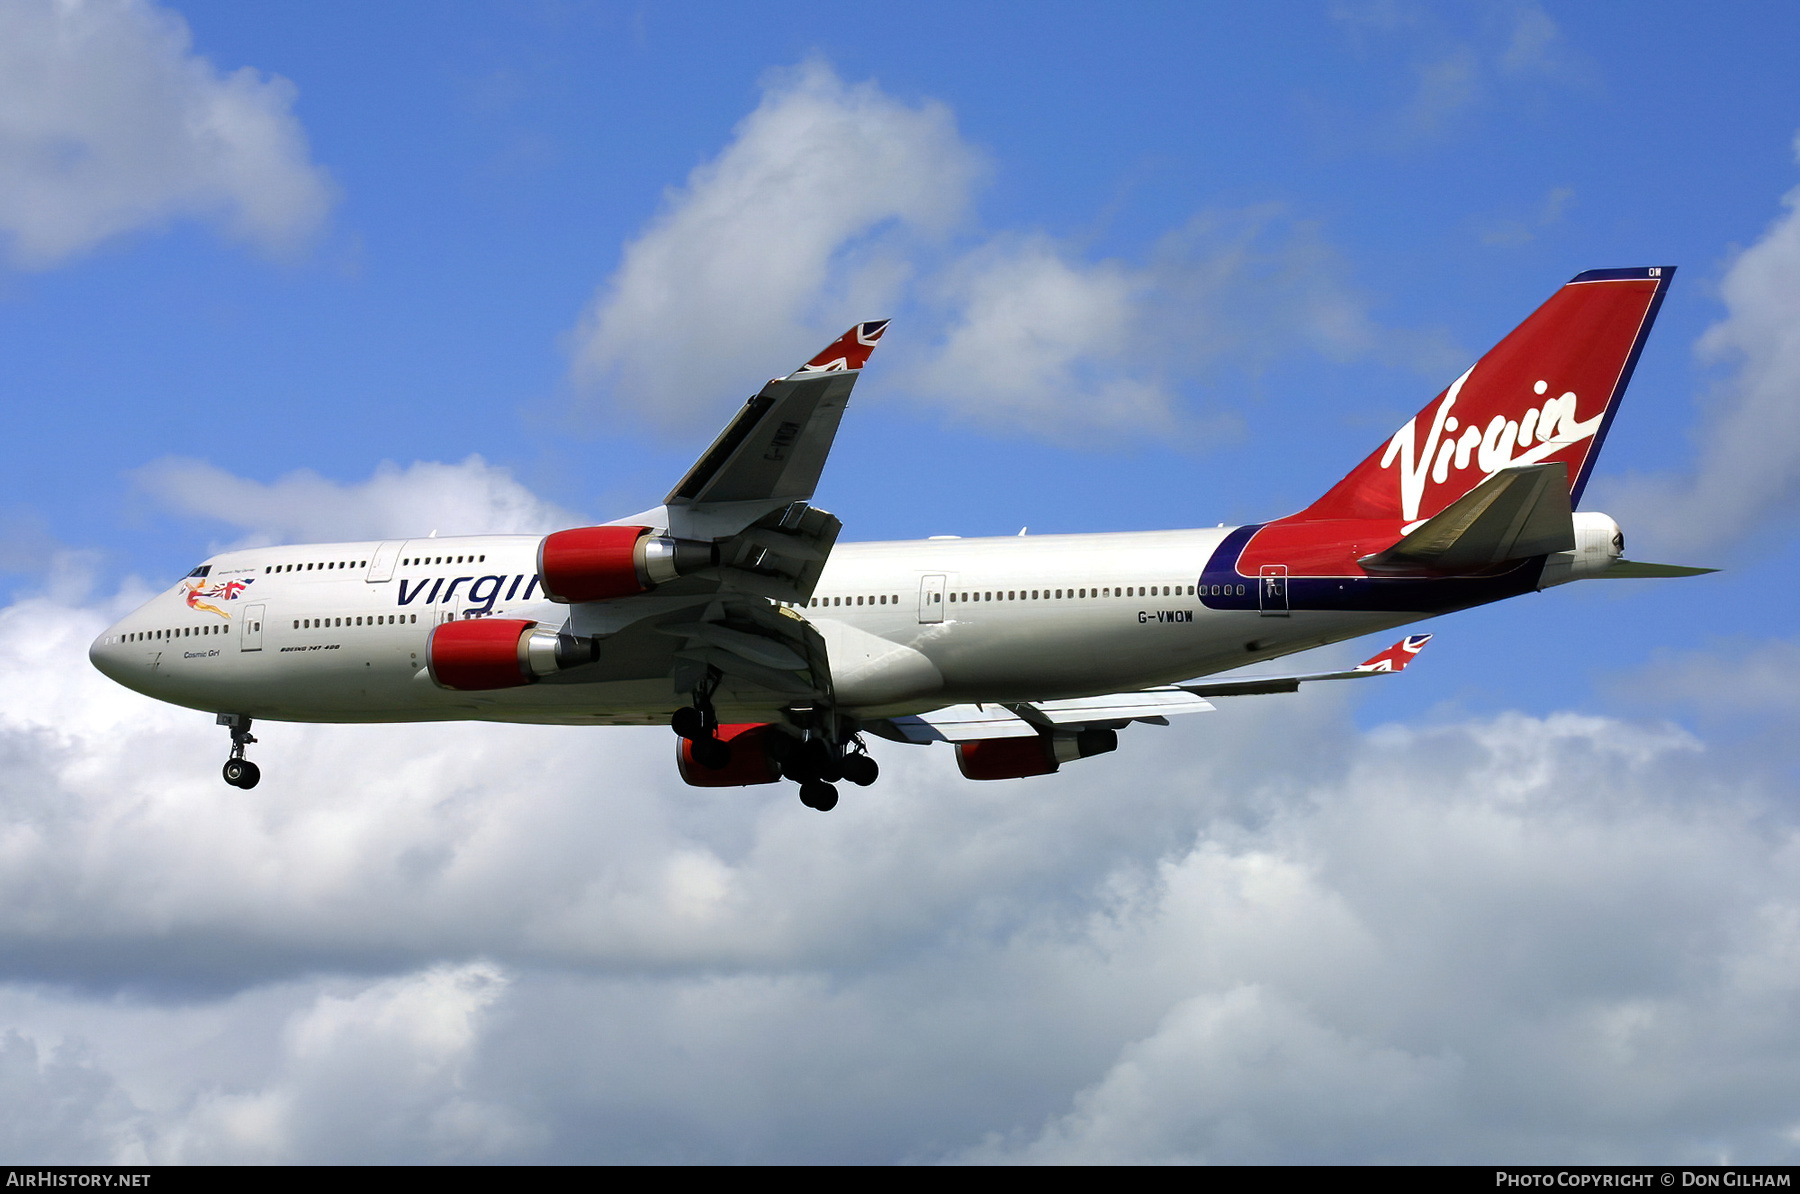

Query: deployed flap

[1360,464,1574,574]
[1018,689,1214,726]
[884,704,1039,744]
[664,601,832,702]
[666,322,889,517]
[1183,634,1432,697]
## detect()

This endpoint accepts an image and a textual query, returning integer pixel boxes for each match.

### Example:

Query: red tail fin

[1299,268,1673,525]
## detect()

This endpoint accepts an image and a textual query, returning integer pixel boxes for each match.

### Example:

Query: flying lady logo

[185,577,254,618]
[1380,368,1604,523]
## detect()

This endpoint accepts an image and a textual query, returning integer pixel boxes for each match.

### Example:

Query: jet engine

[955,729,1119,780]
[537,525,718,603]
[676,723,793,787]
[427,618,597,691]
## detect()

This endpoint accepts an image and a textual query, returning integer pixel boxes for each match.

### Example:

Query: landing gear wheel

[798,781,839,812]
[217,713,259,788]
[222,758,260,789]
[671,706,706,740]
[690,736,731,770]
[839,754,878,787]
[799,739,842,783]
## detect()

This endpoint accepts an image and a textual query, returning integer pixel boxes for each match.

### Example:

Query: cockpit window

[186,565,211,578]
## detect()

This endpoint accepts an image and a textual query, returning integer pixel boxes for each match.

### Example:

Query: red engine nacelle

[427,618,596,691]
[537,525,718,604]
[955,729,1119,780]
[677,723,792,787]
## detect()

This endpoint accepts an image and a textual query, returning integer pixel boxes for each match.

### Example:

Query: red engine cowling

[677,723,791,787]
[537,525,719,603]
[427,618,597,690]
[955,729,1119,780]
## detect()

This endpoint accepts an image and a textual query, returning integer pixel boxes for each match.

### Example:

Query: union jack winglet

[789,320,890,377]
[1354,633,1433,673]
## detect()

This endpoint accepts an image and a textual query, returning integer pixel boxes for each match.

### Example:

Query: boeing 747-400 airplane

[90,268,1710,810]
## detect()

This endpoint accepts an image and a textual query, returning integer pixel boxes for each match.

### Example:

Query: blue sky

[4,0,1800,1163]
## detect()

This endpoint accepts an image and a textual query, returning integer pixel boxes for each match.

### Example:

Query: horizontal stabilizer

[1360,463,1574,574]
[1182,634,1432,697]
[1597,560,1718,579]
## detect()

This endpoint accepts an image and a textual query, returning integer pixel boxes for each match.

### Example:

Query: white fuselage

[88,528,1421,726]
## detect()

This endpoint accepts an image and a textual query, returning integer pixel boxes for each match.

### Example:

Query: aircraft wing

[1180,634,1432,697]
[877,688,1217,744]
[661,321,889,542]
[881,704,1042,744]
[564,323,887,691]
[873,638,1429,745]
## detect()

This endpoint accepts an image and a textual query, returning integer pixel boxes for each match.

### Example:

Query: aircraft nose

[89,623,125,683]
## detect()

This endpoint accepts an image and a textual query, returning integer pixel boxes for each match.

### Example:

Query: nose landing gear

[217,713,261,789]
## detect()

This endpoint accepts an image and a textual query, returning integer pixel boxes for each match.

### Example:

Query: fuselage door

[366,541,403,583]
[437,594,465,626]
[918,574,946,624]
[240,604,266,650]
[1258,565,1289,616]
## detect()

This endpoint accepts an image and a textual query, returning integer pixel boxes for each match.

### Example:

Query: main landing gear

[671,669,731,770]
[217,713,261,789]
[669,680,879,812]
[778,736,879,811]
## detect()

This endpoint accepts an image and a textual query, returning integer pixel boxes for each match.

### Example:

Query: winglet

[788,321,890,377]
[1355,634,1433,673]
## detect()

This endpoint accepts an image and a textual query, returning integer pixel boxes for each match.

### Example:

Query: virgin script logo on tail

[1379,367,1602,522]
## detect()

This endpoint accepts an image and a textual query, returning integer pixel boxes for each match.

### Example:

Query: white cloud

[909,235,1171,438]
[159,964,532,1163]
[570,61,1451,446]
[1605,137,1800,557]
[0,1030,145,1162]
[1329,1,1578,144]
[569,58,983,431]
[909,211,1459,441]
[0,0,334,268]
[133,455,578,546]
[6,519,1800,1160]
